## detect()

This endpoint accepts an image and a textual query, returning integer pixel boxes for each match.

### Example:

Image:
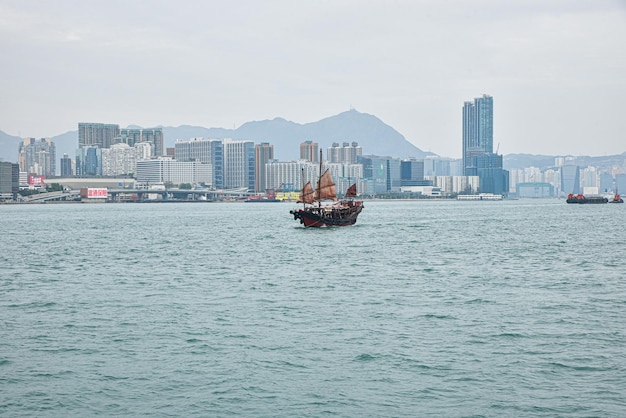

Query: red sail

[345,183,357,197]
[315,169,338,201]
[298,181,315,204]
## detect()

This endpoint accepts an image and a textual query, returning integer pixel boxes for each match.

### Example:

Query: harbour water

[1,200,625,416]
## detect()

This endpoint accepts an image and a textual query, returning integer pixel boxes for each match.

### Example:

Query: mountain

[162,110,431,160]
[0,130,21,163]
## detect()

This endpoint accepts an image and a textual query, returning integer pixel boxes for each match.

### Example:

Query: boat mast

[301,167,305,209]
[318,149,323,208]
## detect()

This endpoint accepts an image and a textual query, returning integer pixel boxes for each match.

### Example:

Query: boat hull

[566,197,608,204]
[290,202,363,227]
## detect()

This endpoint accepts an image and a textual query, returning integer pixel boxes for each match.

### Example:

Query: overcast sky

[1,0,625,158]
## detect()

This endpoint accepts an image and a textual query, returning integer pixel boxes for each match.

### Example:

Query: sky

[1,0,625,158]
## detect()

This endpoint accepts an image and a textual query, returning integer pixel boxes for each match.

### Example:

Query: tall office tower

[174,138,223,189]
[60,154,72,177]
[76,147,103,176]
[462,94,508,195]
[327,142,362,164]
[462,94,493,175]
[223,140,255,191]
[254,142,274,192]
[300,141,319,163]
[560,165,580,195]
[400,159,425,186]
[18,138,56,176]
[78,123,120,148]
[0,161,20,196]
[120,128,164,157]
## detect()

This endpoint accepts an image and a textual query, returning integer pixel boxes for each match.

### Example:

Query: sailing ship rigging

[289,151,363,227]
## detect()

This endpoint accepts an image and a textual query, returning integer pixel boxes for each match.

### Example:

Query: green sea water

[1,200,625,416]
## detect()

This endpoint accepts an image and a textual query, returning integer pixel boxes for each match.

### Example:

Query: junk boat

[566,193,608,204]
[290,151,363,227]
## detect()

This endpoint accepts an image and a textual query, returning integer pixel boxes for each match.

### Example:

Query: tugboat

[566,193,608,204]
[610,188,623,203]
[289,151,363,227]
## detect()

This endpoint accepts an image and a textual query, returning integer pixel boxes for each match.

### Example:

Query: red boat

[566,193,608,204]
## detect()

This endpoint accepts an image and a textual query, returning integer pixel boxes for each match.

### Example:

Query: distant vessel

[566,193,608,204]
[457,193,503,201]
[246,184,282,203]
[289,151,363,227]
[609,188,623,204]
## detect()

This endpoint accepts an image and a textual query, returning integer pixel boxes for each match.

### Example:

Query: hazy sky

[1,0,625,158]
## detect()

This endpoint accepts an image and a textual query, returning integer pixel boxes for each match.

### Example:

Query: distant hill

[0,110,429,166]
[504,153,626,171]
[0,130,21,163]
[161,109,432,160]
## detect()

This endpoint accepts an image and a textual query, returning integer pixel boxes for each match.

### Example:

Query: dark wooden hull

[290,202,363,227]
[566,197,608,204]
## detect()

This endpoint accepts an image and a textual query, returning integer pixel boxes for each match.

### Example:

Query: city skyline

[1,1,625,158]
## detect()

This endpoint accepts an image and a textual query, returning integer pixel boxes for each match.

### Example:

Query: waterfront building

[223,139,254,191]
[300,141,319,163]
[78,123,120,148]
[174,138,224,189]
[462,94,508,196]
[60,154,73,177]
[462,94,493,174]
[327,142,362,164]
[560,165,580,196]
[423,156,454,177]
[100,142,152,177]
[543,169,560,196]
[358,155,393,194]
[326,163,365,195]
[516,182,554,198]
[401,159,425,186]
[135,158,212,186]
[0,161,19,198]
[426,176,480,195]
[102,144,135,176]
[18,138,56,177]
[581,166,599,192]
[265,160,319,192]
[76,147,102,176]
[255,143,274,192]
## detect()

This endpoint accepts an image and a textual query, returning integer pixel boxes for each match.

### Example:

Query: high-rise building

[401,159,425,186]
[254,142,274,192]
[223,140,255,191]
[120,128,164,157]
[463,94,493,175]
[560,165,580,195]
[78,123,120,148]
[300,141,319,163]
[18,138,56,176]
[76,147,102,176]
[0,161,19,197]
[462,94,508,195]
[174,138,223,189]
[328,142,362,164]
[135,158,212,186]
[60,154,72,177]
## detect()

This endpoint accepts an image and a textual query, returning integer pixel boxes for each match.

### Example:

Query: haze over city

[1,0,625,158]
